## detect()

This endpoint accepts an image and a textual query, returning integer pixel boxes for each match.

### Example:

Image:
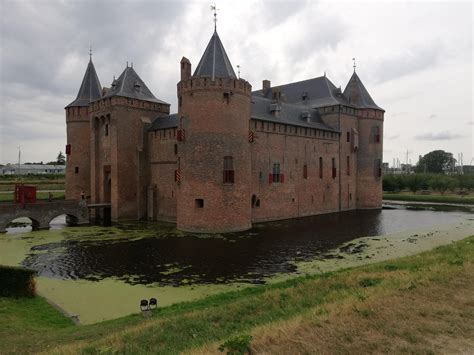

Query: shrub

[358,277,382,288]
[0,266,37,297]
[219,334,253,355]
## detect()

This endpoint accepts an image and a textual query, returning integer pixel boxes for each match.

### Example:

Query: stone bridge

[0,200,89,233]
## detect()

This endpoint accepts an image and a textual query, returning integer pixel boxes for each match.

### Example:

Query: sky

[0,0,472,167]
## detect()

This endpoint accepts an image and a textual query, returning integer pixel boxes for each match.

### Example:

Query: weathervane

[352,57,356,72]
[237,65,240,79]
[89,45,92,60]
[211,3,219,31]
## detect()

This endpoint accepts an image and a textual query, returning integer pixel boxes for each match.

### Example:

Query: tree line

[383,174,474,195]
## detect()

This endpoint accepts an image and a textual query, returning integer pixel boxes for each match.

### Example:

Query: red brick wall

[176,77,253,232]
[356,109,384,208]
[90,97,169,221]
[148,128,178,222]
[65,106,91,200]
[249,120,340,222]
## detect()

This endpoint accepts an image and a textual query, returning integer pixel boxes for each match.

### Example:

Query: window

[179,96,182,107]
[332,158,337,179]
[105,124,109,136]
[347,156,350,176]
[346,132,350,142]
[223,92,230,104]
[75,167,79,174]
[376,159,382,178]
[375,126,380,143]
[223,156,234,183]
[319,157,323,179]
[271,163,281,183]
[303,164,308,179]
[174,144,178,155]
[195,199,204,208]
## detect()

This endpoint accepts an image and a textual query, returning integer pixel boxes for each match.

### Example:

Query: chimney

[180,57,191,81]
[262,79,271,92]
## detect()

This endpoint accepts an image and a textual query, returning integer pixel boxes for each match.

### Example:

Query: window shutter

[268,173,273,184]
[280,174,285,183]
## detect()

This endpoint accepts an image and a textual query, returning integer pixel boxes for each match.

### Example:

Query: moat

[1,204,473,324]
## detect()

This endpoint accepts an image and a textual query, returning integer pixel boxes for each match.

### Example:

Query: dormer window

[302,91,308,100]
[134,81,141,92]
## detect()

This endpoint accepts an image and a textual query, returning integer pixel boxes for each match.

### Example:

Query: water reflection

[20,208,469,286]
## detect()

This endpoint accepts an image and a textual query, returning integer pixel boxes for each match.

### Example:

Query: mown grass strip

[0,191,65,202]
[383,193,474,205]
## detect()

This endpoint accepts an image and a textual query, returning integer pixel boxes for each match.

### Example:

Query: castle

[65,27,384,233]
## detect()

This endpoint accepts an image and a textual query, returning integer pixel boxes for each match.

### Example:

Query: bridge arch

[3,216,42,232]
[48,213,80,227]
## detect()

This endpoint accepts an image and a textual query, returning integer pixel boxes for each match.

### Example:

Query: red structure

[14,184,37,204]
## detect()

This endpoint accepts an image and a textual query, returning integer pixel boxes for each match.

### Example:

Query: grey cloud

[372,42,442,84]
[428,114,437,119]
[415,131,465,141]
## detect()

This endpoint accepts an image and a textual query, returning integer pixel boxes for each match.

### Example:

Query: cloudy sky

[0,0,472,166]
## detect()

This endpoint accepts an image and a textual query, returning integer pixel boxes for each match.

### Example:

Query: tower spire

[352,57,356,73]
[211,3,218,32]
[89,45,92,61]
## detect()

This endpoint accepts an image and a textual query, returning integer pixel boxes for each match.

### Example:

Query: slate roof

[343,72,383,110]
[148,99,337,132]
[193,30,236,80]
[250,96,338,132]
[66,58,102,107]
[148,113,179,131]
[252,76,351,108]
[100,66,169,105]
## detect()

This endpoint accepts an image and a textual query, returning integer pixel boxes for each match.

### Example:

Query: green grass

[383,193,474,205]
[0,191,65,202]
[1,236,473,354]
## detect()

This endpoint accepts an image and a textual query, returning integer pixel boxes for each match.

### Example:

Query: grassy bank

[0,191,65,202]
[383,192,474,205]
[1,236,472,354]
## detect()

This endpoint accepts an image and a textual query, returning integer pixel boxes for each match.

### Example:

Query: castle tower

[89,64,170,221]
[65,55,102,200]
[343,71,384,209]
[176,30,253,232]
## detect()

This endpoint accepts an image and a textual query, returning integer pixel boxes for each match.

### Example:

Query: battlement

[178,77,252,97]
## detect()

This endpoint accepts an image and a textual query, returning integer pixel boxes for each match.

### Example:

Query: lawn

[0,191,65,202]
[383,192,474,205]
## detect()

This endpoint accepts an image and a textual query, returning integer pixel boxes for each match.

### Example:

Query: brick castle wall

[176,77,253,232]
[65,106,91,200]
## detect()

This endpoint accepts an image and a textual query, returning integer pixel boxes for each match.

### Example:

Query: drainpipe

[338,105,341,212]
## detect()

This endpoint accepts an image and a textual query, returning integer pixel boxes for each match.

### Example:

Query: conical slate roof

[66,58,102,107]
[193,31,236,80]
[101,65,169,105]
[343,72,383,110]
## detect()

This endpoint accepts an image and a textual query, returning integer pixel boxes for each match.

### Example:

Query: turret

[65,55,102,201]
[176,30,253,232]
[343,71,384,209]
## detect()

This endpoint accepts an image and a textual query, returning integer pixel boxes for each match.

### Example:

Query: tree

[406,174,423,194]
[415,150,456,174]
[56,151,66,165]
